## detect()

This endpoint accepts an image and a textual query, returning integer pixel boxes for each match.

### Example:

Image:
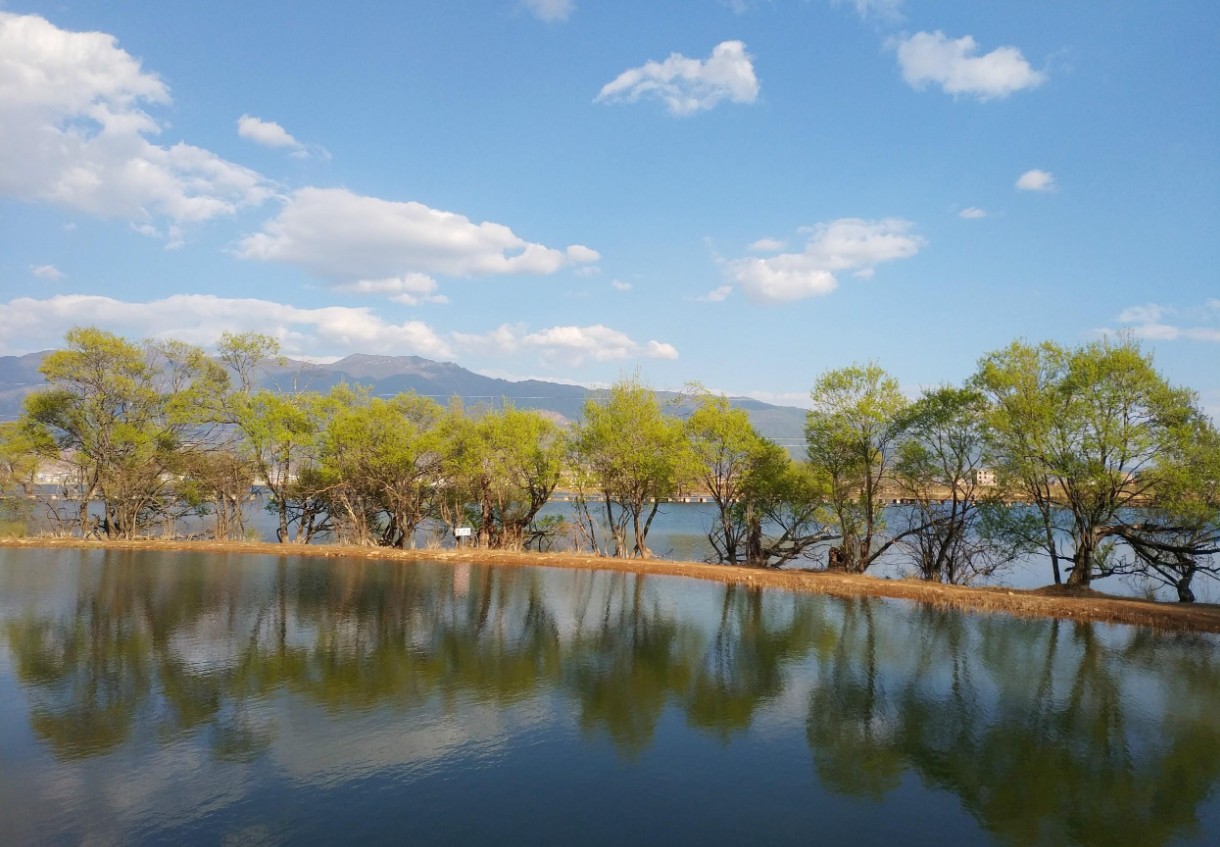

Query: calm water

[2,548,1219,846]
[20,494,1214,600]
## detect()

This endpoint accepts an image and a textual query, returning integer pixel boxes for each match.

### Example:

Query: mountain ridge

[0,351,808,443]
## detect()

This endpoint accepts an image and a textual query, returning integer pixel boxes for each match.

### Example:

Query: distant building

[972,468,997,487]
[34,458,80,486]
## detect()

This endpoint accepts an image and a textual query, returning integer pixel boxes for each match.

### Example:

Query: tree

[1110,419,1220,601]
[736,443,836,567]
[467,405,564,549]
[24,328,229,538]
[0,420,53,535]
[0,420,50,498]
[228,389,327,543]
[570,378,692,558]
[892,386,1020,584]
[685,391,831,567]
[216,331,285,394]
[684,392,766,564]
[316,387,446,548]
[974,337,1220,592]
[177,445,257,540]
[805,364,912,573]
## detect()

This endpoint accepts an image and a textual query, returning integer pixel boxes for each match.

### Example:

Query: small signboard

[454,527,472,538]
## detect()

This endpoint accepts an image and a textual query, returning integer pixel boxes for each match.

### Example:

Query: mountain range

[0,352,808,446]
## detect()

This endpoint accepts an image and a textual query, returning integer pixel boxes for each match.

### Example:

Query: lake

[21,494,1207,601]
[2,547,1219,845]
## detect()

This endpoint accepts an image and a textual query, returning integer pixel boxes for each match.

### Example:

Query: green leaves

[806,364,908,572]
[571,377,692,557]
[974,336,1220,588]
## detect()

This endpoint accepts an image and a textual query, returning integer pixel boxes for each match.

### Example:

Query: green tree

[317,387,446,547]
[684,391,831,566]
[805,364,912,573]
[893,386,1019,584]
[24,328,229,538]
[570,377,692,558]
[975,337,1220,591]
[227,388,328,543]
[684,392,768,564]
[472,405,564,549]
[177,445,257,540]
[216,331,285,393]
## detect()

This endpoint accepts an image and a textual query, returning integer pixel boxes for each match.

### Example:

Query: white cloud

[237,187,599,281]
[0,13,274,232]
[748,237,788,252]
[334,274,449,306]
[596,40,759,116]
[958,207,988,219]
[522,0,575,22]
[724,217,925,303]
[836,0,904,21]
[30,264,65,281]
[522,325,678,362]
[0,294,454,359]
[455,322,678,366]
[1016,169,1056,192]
[610,279,632,291]
[237,115,300,149]
[1113,302,1220,343]
[893,31,1045,101]
[1,294,682,371]
[238,114,330,161]
[697,285,733,303]
[1116,304,1170,325]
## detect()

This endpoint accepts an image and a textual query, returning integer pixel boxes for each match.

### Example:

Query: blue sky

[1,0,1217,412]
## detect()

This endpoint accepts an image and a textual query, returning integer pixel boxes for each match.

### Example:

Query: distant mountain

[0,351,808,445]
[0,351,49,422]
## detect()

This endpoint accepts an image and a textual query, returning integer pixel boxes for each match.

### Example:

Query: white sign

[454,527,472,538]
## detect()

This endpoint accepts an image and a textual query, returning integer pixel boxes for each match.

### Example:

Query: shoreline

[3,536,1220,635]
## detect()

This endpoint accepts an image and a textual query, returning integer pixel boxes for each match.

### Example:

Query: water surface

[1,547,1218,845]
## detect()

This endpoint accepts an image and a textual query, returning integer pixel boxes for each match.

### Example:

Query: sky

[0,0,1217,412]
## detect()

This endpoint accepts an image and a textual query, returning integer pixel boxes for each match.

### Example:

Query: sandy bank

[3,536,1219,635]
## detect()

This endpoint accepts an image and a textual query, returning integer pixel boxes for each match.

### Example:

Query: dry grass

[4,536,1220,634]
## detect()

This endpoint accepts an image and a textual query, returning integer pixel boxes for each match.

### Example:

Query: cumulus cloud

[892,31,1044,101]
[237,114,329,161]
[0,294,454,359]
[237,187,599,281]
[30,264,65,281]
[522,0,574,22]
[237,115,299,149]
[724,218,925,303]
[455,322,678,366]
[1016,169,1056,192]
[334,274,449,306]
[835,0,904,21]
[2,293,682,370]
[697,285,733,303]
[610,279,632,291]
[958,207,988,219]
[596,40,759,116]
[748,237,788,252]
[0,13,274,232]
[1112,302,1220,343]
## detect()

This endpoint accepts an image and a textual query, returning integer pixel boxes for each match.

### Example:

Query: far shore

[3,536,1220,635]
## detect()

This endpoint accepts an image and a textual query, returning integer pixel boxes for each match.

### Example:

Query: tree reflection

[5,554,1220,845]
[565,573,696,757]
[804,603,1220,846]
[684,584,826,740]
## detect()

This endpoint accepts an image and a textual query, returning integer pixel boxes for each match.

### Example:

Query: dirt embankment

[4,536,1220,635]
